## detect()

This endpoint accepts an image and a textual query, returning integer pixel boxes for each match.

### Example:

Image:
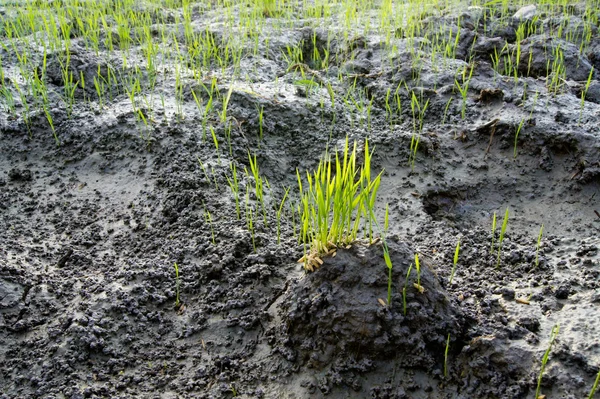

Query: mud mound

[276,240,467,373]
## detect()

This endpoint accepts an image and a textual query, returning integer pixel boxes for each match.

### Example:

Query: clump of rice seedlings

[547,46,566,96]
[444,333,451,378]
[449,238,460,284]
[276,187,290,245]
[173,262,181,308]
[59,57,79,118]
[0,84,16,118]
[403,264,413,316]
[535,223,544,267]
[496,208,509,267]
[297,138,382,271]
[589,367,600,399]
[490,211,497,254]
[536,325,560,399]
[282,43,304,69]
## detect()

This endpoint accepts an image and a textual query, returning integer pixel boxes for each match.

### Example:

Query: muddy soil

[1,2,599,399]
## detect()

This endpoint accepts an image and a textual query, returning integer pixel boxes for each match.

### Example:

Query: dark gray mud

[1,2,599,398]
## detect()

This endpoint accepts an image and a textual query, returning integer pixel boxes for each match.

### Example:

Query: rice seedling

[276,187,290,245]
[204,209,216,245]
[203,90,215,141]
[224,123,233,156]
[394,84,403,123]
[496,208,509,267]
[454,64,474,120]
[514,91,538,158]
[403,264,413,316]
[295,78,320,99]
[362,140,381,244]
[376,204,393,305]
[191,88,204,121]
[366,96,374,131]
[442,97,454,126]
[444,333,451,378]
[197,157,211,184]
[384,88,392,123]
[513,117,527,159]
[408,91,429,170]
[93,75,105,110]
[536,325,560,399]
[221,85,234,124]
[258,105,264,141]
[173,262,181,308]
[383,244,393,307]
[209,126,221,164]
[245,186,257,253]
[589,367,600,399]
[247,152,267,225]
[44,107,59,146]
[579,67,594,125]
[225,163,241,220]
[296,138,382,271]
[414,253,423,293]
[326,82,335,109]
[535,224,544,267]
[174,66,185,120]
[449,238,460,284]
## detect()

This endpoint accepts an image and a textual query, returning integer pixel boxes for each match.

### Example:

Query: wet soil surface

[1,2,600,399]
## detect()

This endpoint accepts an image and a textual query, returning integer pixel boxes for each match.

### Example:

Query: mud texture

[1,1,600,399]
